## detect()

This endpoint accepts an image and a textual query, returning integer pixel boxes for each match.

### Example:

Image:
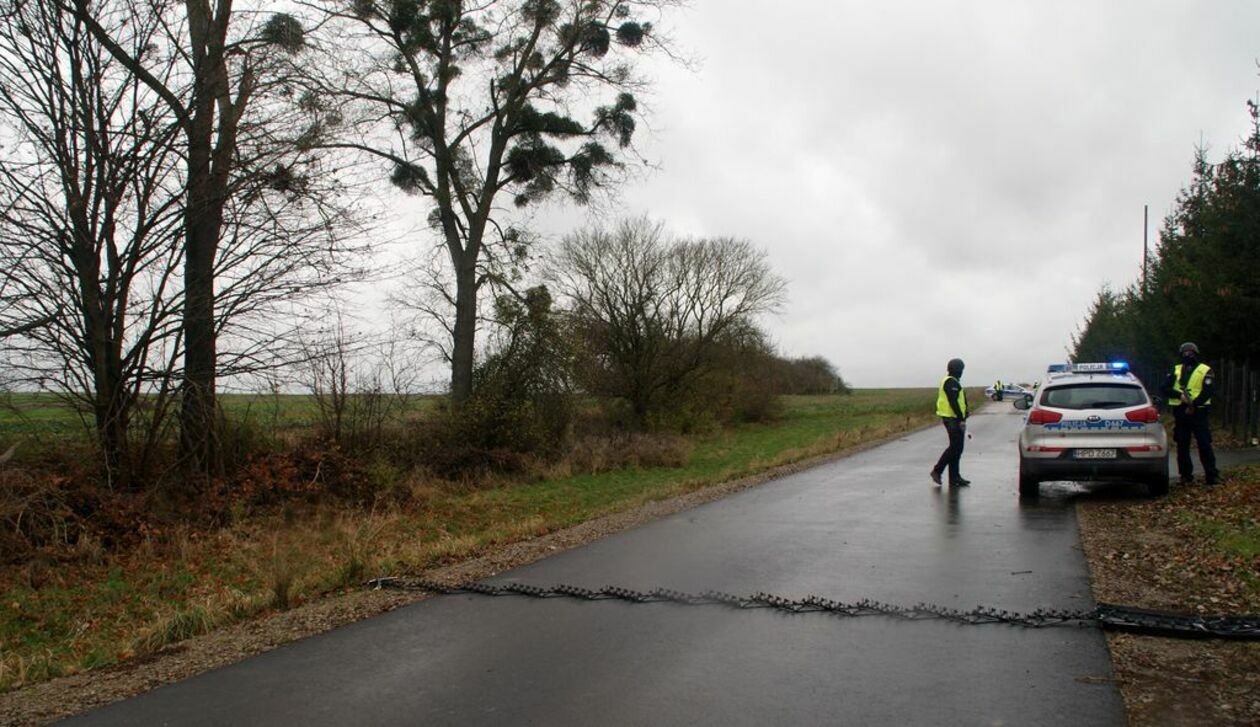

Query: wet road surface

[68,406,1130,726]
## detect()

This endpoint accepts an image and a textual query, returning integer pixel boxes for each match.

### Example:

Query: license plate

[1074,448,1116,459]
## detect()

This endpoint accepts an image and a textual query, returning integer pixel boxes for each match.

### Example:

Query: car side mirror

[1013,396,1031,410]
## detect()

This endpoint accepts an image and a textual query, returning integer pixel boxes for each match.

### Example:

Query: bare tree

[554,217,786,427]
[302,313,421,450]
[65,0,364,475]
[59,0,294,473]
[305,0,680,404]
[0,0,186,486]
[0,1,364,484]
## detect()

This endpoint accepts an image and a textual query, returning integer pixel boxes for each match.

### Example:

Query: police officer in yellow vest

[930,358,970,486]
[1161,342,1219,485]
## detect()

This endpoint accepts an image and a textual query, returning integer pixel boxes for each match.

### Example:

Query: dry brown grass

[331,510,390,588]
[0,649,57,692]
[130,589,267,658]
[555,432,693,476]
[132,605,218,657]
[264,540,302,611]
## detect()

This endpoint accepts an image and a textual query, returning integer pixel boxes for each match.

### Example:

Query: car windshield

[1040,383,1147,410]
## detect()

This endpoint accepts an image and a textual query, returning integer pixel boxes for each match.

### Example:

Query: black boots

[929,470,969,487]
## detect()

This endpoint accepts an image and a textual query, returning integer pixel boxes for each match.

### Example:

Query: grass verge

[0,390,938,693]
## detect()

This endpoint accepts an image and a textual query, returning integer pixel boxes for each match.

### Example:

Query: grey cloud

[532,0,1260,386]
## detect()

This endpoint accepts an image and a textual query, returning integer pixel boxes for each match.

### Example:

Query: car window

[1040,383,1147,410]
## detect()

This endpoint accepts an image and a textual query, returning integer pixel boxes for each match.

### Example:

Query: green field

[0,390,938,691]
[0,392,88,436]
[0,391,440,443]
[443,389,938,534]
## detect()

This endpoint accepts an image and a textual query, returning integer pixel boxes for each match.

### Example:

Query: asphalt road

[68,405,1129,726]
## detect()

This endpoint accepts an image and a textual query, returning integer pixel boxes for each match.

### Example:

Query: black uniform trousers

[1172,405,1218,482]
[933,417,965,482]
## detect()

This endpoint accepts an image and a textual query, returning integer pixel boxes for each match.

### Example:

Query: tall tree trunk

[85,283,134,487]
[70,194,137,486]
[178,91,222,473]
[69,0,242,479]
[96,380,132,489]
[450,255,477,404]
[179,178,221,474]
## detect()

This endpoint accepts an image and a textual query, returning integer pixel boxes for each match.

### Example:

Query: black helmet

[1178,342,1199,356]
[947,358,965,377]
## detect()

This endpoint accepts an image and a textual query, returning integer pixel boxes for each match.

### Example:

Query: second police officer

[930,358,970,487]
[1162,342,1220,486]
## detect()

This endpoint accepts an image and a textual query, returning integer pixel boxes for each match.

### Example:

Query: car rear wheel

[1146,462,1169,497]
[1018,460,1039,499]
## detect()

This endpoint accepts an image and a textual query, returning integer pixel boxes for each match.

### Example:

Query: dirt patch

[1077,468,1260,726]
[0,428,920,726]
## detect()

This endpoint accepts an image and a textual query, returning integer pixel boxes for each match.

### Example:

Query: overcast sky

[523,0,1260,388]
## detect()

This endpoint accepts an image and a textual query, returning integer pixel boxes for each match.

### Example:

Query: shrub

[768,355,851,395]
[555,218,786,429]
[303,320,423,454]
[0,454,113,560]
[221,440,381,512]
[649,327,785,430]
[413,286,575,477]
[408,402,538,478]
[217,407,283,478]
[0,468,77,560]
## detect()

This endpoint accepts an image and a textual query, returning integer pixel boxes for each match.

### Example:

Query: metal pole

[1142,204,1149,293]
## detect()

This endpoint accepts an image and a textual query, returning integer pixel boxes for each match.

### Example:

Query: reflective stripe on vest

[936,376,967,418]
[1171,363,1211,406]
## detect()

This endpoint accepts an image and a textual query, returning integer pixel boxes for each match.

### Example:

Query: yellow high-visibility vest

[1170,363,1211,406]
[936,376,968,418]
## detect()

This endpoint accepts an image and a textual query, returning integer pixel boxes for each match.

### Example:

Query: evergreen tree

[1074,98,1260,371]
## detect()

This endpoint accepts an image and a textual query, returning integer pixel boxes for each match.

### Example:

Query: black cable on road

[366,577,1260,639]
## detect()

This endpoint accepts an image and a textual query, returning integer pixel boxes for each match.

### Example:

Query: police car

[1018,362,1168,498]
[984,382,1034,403]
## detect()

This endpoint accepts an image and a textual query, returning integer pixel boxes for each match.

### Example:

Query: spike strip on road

[364,576,1260,639]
